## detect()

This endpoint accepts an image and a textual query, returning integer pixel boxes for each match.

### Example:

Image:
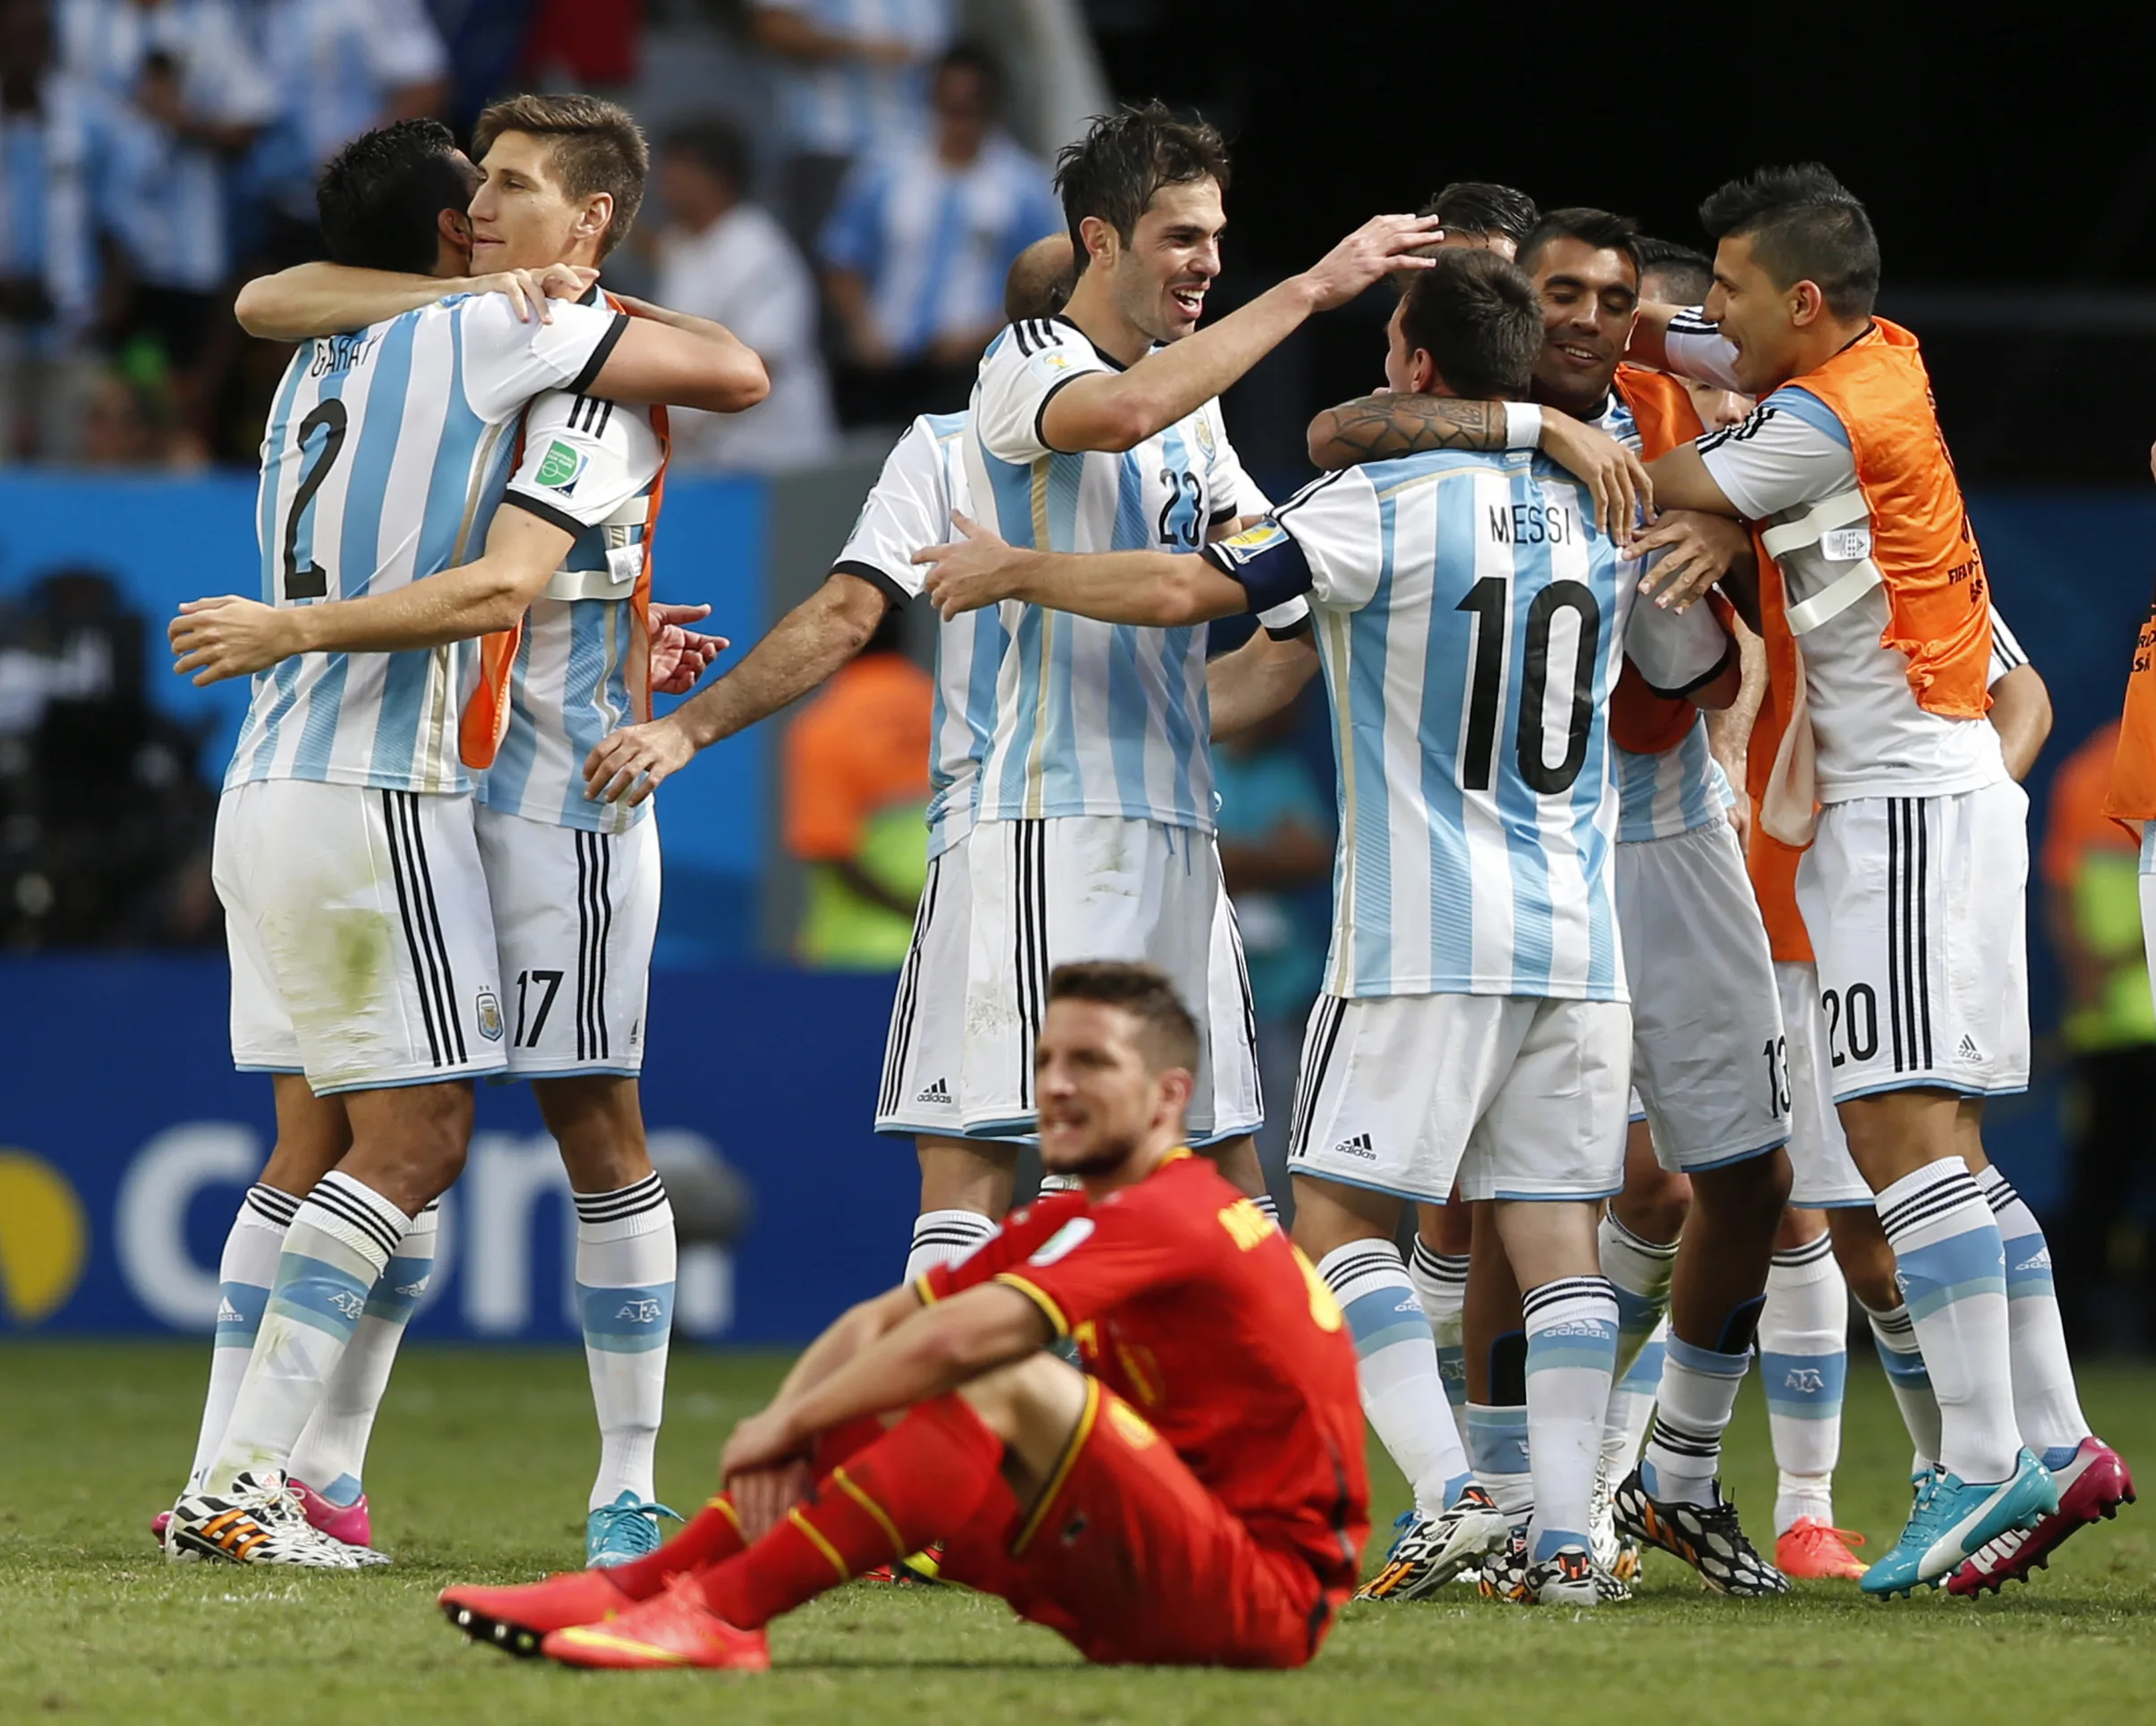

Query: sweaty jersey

[479,383,666,835]
[922,1152,1368,1594]
[1208,450,1729,1000]
[1668,312,2006,804]
[227,292,626,796]
[965,316,1269,834]
[831,410,1003,862]
[1594,390,1734,843]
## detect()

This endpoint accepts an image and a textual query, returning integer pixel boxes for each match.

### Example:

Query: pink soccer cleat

[1947,1437,2135,1596]
[289,1478,373,1549]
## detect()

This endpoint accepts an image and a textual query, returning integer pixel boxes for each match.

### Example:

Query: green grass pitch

[4,1339,2152,1725]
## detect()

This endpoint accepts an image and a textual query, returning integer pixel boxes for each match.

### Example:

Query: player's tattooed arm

[234,261,598,340]
[1308,395,1654,543]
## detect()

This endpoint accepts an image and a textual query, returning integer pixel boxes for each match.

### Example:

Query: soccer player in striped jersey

[922,250,1740,1604]
[160,114,766,1569]
[1629,164,2125,1594]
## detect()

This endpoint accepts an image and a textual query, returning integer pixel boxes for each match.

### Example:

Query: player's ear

[437,207,473,273]
[1789,279,1826,329]
[1078,213,1118,275]
[577,191,615,251]
[1417,353,1444,396]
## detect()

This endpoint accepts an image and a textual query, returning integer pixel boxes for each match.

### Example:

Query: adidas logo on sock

[216,1297,243,1324]
[1332,1132,1376,1161]
[1957,1033,1983,1062]
[916,1077,952,1104]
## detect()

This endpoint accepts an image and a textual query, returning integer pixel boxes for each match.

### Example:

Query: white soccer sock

[1522,1276,1619,1561]
[1862,1297,1941,1475]
[575,1173,677,1510]
[1877,1157,2019,1484]
[1318,1239,1469,1513]
[288,1200,439,1505]
[209,1171,409,1494]
[1598,1210,1677,1382]
[904,1209,999,1285]
[1640,1331,1751,1509]
[1598,1316,1666,1477]
[1407,1240,1471,1444]
[1250,1192,1281,1226]
[186,1184,298,1491]
[1759,1231,1846,1535]
[1974,1164,2091,1467]
[1467,1401,1533,1518]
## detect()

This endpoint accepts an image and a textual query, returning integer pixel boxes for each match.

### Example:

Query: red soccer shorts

[939,1380,1343,1669]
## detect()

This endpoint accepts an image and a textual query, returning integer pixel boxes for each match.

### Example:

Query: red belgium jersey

[922,1152,1369,1594]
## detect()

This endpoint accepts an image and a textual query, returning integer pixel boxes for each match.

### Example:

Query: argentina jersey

[1212,450,1729,1001]
[227,290,626,797]
[1596,390,1734,843]
[830,410,1001,861]
[964,315,1267,833]
[479,385,666,836]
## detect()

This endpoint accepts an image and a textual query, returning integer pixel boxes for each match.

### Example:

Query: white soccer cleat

[164,1469,384,1568]
[1356,1487,1510,1601]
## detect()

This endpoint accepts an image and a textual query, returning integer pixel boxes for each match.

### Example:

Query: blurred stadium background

[3,0,2155,1374]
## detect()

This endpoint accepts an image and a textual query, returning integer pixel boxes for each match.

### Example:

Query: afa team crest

[475,989,505,1042]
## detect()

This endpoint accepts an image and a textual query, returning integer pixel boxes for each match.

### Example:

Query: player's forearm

[1056,277,1323,451]
[1207,630,1320,740]
[285,557,540,654]
[1624,301,1678,370]
[1704,622,1766,788]
[1003,548,1245,626]
[1643,443,1741,517]
[604,294,771,412]
[669,582,881,751]
[769,1291,1044,1443]
[1988,664,2053,782]
[1305,394,1509,471]
[770,1288,921,1406]
[234,263,455,339]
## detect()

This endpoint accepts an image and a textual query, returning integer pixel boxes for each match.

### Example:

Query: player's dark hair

[1004,236,1075,323]
[1698,163,1879,319]
[1053,100,1230,276]
[1634,237,1713,303]
[935,38,1005,112]
[473,92,649,259]
[1420,181,1538,245]
[1397,249,1543,401]
[1519,207,1641,279]
[316,118,478,276]
[1047,961,1202,1076]
[660,117,749,195]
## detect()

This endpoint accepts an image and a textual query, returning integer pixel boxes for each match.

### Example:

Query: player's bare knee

[916,1136,1018,1217]
[1197,1135,1265,1201]
[1417,1198,1470,1255]
[1288,1173,1395,1261]
[1777,1204,1830,1254]
[1690,1147,1793,1231]
[1613,1168,1691,1246]
[1826,1207,1901,1309]
[537,1076,650,1192]
[344,1080,473,1210]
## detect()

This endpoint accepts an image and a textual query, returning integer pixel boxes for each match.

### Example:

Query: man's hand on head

[1298,214,1445,310]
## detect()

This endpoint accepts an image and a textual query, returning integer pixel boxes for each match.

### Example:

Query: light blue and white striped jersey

[819,132,1061,360]
[477,386,666,836]
[1221,451,1728,1001]
[830,410,1001,860]
[759,0,952,157]
[226,292,626,797]
[1595,390,1734,843]
[0,74,118,336]
[59,0,277,292]
[965,316,1268,833]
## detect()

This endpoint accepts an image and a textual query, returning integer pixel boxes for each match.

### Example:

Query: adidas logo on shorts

[916,1078,952,1104]
[1332,1132,1376,1161]
[1957,1033,1983,1062]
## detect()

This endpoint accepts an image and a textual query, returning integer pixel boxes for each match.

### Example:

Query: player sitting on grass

[438,960,1370,1671]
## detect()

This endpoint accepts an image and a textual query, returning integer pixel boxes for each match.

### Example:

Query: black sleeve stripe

[501,490,586,537]
[565,310,630,397]
[1032,368,1093,454]
[1012,320,1035,358]
[1271,466,1351,527]
[1265,612,1315,642]
[1638,634,1739,701]
[1208,503,1240,526]
[831,558,911,608]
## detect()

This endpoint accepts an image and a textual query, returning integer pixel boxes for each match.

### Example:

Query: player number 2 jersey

[226,291,626,797]
[965,316,1268,834]
[477,382,666,835]
[1214,451,1729,1001]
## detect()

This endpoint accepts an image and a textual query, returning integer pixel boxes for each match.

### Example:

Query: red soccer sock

[698,1395,1004,1628]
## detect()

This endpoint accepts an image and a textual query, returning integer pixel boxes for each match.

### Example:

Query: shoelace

[1793,1522,1867,1550]
[593,1501,685,1551]
[1900,1469,1953,1546]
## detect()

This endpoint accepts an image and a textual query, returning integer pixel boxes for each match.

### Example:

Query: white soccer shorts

[957,815,1220,1137]
[475,804,659,1078]
[1777,960,1874,1207]
[1615,818,1791,1171]
[216,780,507,1095]
[1285,992,1632,1204]
[1794,780,2032,1102]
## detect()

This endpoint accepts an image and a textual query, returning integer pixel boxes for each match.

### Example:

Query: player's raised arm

[234,260,599,338]
[577,293,770,413]
[1035,212,1443,455]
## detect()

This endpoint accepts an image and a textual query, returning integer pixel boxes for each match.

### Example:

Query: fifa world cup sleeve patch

[1202,518,1313,613]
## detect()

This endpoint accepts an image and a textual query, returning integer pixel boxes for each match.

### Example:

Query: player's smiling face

[1105,176,1225,346]
[1528,236,1638,415]
[1706,234,1798,396]
[469,131,612,274]
[1034,1000,1189,1178]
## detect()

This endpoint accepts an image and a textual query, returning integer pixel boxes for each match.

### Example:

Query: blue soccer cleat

[584,1491,682,1569]
[1860,1450,2058,1599]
